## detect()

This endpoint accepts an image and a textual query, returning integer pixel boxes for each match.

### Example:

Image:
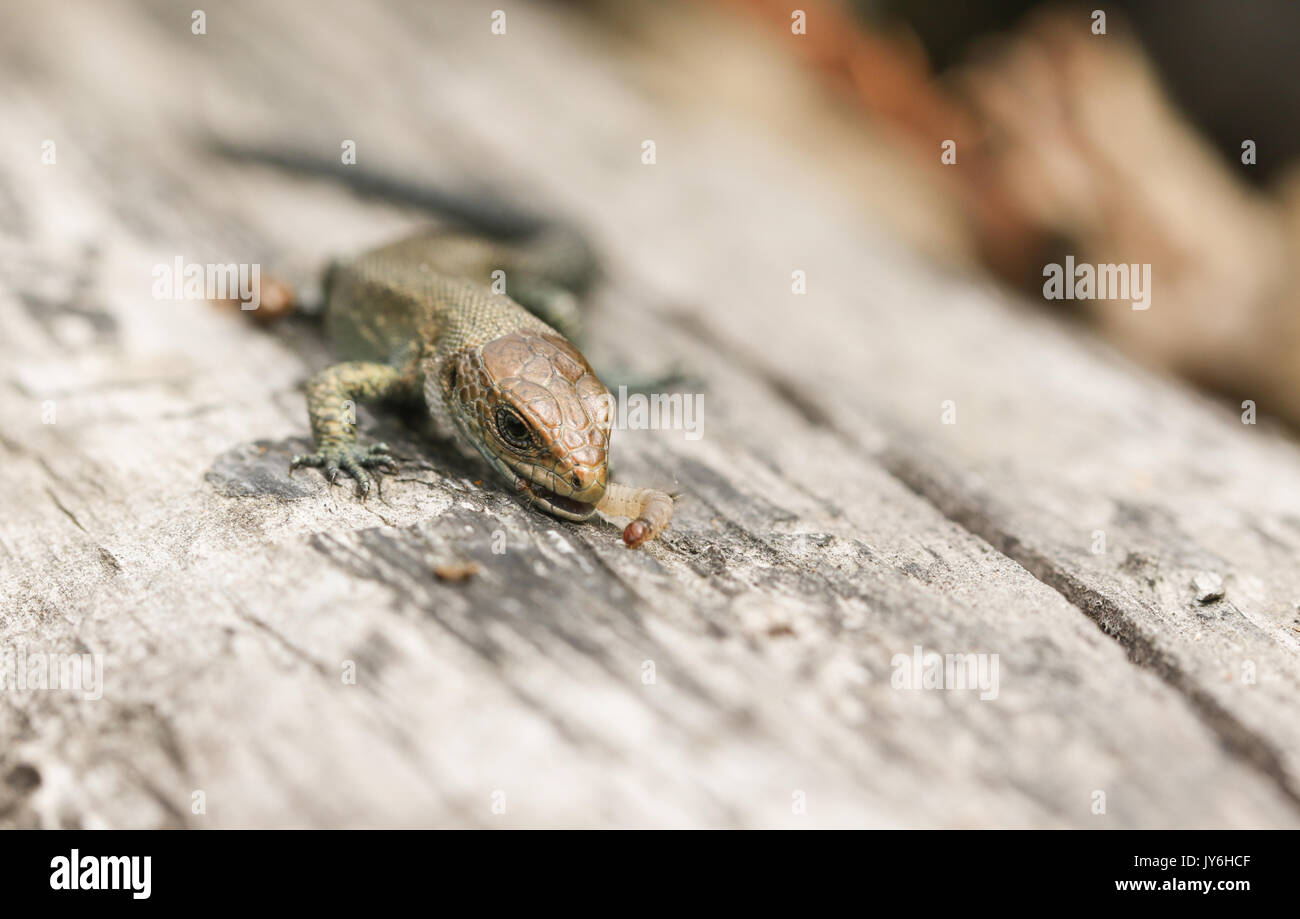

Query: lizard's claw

[290,442,398,498]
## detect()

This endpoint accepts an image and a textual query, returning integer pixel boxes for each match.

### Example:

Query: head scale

[446,330,611,520]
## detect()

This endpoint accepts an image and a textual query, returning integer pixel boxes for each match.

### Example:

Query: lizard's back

[220,148,675,546]
[325,230,556,368]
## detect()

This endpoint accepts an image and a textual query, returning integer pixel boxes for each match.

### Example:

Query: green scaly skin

[211,144,672,542]
[291,228,617,522]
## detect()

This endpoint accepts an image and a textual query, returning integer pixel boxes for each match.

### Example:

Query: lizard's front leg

[292,361,417,496]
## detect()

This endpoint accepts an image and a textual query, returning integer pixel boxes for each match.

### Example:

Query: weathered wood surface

[1,0,1298,828]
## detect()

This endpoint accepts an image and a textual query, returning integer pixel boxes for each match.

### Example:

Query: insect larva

[596,483,675,548]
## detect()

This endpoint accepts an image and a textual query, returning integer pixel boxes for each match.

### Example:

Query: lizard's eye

[495,407,535,451]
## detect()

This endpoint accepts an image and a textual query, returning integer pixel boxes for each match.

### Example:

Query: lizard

[218,145,674,548]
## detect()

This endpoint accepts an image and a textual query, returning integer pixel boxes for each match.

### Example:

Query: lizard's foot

[290,442,397,497]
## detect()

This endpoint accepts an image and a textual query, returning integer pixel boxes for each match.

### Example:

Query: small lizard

[221,147,674,548]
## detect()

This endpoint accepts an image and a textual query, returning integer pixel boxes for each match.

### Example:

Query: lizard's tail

[208,138,599,289]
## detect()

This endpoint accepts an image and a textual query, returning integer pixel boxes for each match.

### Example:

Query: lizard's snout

[569,466,601,493]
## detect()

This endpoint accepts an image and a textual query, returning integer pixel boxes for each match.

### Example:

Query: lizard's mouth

[455,412,604,521]
[515,476,599,521]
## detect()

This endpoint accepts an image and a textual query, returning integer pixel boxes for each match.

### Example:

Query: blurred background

[632,0,1300,423]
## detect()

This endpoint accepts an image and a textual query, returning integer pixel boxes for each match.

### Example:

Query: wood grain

[0,0,1296,827]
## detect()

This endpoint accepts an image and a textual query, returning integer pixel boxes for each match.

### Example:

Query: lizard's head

[447,330,611,521]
